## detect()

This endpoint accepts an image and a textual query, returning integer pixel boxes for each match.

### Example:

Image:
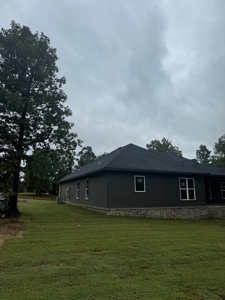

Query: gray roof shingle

[59,144,225,183]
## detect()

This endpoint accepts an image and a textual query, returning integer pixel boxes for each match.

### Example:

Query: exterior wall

[107,171,206,208]
[59,171,225,210]
[59,171,108,208]
[208,177,225,204]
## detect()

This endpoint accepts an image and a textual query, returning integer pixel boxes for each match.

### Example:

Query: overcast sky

[1,0,224,158]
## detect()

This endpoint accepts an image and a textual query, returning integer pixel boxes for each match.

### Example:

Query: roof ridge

[78,145,124,168]
[59,145,128,182]
[104,144,128,167]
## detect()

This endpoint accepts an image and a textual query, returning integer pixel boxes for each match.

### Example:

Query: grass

[1,201,225,299]
[18,192,56,201]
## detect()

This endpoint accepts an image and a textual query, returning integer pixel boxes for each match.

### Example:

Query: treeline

[146,136,225,169]
[196,134,225,168]
[22,135,225,195]
[21,146,108,195]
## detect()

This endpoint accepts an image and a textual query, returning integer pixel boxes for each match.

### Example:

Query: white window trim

[66,187,70,203]
[76,181,80,199]
[221,182,225,199]
[85,179,89,200]
[134,176,146,193]
[58,184,61,197]
[179,178,196,201]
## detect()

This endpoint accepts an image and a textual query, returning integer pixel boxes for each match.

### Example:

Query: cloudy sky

[1,0,224,158]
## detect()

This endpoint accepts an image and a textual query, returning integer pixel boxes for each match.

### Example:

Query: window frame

[179,178,196,201]
[221,182,225,199]
[59,184,61,197]
[76,181,80,200]
[207,180,212,200]
[134,175,146,193]
[85,179,89,200]
[65,187,70,203]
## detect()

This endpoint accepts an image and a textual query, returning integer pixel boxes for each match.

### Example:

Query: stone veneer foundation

[63,202,225,219]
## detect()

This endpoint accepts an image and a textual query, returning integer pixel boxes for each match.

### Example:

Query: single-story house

[58,144,225,219]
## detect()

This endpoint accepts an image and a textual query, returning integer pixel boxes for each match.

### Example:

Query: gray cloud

[1,0,224,157]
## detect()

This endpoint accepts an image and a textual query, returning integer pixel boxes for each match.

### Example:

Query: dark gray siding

[107,171,206,208]
[60,171,108,208]
[208,177,225,204]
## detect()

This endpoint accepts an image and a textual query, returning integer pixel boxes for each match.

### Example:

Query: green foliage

[211,134,225,169]
[1,201,225,299]
[196,135,225,169]
[0,21,72,154]
[96,152,108,160]
[48,148,76,193]
[0,21,79,211]
[24,146,77,194]
[77,146,97,167]
[24,149,51,194]
[146,138,182,156]
[196,144,211,163]
[0,159,14,197]
[211,157,225,169]
[214,134,225,157]
[76,148,108,168]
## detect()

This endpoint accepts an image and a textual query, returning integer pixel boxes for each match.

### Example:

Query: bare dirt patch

[0,219,23,247]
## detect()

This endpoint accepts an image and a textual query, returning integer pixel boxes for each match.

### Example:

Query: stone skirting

[69,203,225,219]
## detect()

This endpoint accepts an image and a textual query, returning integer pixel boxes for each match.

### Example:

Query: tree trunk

[8,170,20,216]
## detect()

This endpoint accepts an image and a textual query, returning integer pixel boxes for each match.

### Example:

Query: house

[58,144,225,219]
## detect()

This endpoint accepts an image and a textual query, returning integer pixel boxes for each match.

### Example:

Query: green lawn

[18,192,56,201]
[1,201,225,300]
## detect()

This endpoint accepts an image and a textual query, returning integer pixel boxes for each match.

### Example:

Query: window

[76,181,80,199]
[221,182,225,199]
[134,176,146,192]
[207,180,212,199]
[65,188,70,203]
[179,178,196,200]
[58,184,61,197]
[85,179,89,200]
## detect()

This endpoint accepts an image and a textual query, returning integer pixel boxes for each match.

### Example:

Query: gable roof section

[59,146,125,182]
[59,144,225,183]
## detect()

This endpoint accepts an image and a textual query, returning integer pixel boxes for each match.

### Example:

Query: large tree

[0,21,79,215]
[146,138,182,156]
[196,144,211,163]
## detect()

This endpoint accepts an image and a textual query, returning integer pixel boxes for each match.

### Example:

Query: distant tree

[24,143,78,195]
[48,146,77,194]
[24,149,51,195]
[146,138,182,156]
[196,145,211,163]
[211,134,225,169]
[0,21,80,215]
[77,146,96,167]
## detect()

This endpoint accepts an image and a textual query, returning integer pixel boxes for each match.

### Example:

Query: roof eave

[58,167,107,183]
[58,167,211,183]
